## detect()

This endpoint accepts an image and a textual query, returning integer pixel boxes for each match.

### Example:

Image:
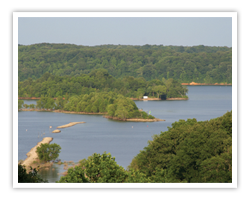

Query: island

[19,91,165,122]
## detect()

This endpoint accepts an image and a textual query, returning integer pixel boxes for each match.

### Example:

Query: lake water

[18,86,232,182]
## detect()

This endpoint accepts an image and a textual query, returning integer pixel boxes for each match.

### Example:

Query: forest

[18,69,188,99]
[18,43,232,84]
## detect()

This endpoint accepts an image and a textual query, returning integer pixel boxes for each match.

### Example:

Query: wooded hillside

[18,43,232,83]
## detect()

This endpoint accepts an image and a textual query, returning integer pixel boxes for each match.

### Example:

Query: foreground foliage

[57,111,232,183]
[128,111,232,183]
[57,152,150,183]
[18,164,48,183]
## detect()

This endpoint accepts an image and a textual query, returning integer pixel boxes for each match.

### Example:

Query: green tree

[107,104,116,117]
[83,152,128,183]
[23,104,29,109]
[29,104,35,109]
[55,96,64,110]
[152,85,166,98]
[36,143,61,163]
[56,166,89,183]
[45,97,55,110]
[18,100,24,110]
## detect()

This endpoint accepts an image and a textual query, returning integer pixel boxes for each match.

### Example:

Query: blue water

[17,86,232,182]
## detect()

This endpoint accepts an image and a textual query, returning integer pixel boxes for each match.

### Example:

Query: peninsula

[21,137,53,171]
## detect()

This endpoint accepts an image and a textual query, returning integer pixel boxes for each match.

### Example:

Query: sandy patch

[52,129,61,133]
[57,122,85,129]
[104,116,165,122]
[21,137,53,170]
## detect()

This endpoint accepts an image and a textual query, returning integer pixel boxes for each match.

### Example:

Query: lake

[18,86,232,182]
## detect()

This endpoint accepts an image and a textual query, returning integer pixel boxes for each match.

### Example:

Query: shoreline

[19,109,165,122]
[104,115,165,122]
[19,108,107,115]
[166,98,188,100]
[181,82,232,86]
[19,97,189,101]
[21,137,53,171]
[130,97,188,101]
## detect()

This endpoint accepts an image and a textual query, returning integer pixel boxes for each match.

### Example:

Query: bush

[56,166,89,183]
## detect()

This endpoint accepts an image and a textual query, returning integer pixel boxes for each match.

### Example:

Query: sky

[18,17,232,47]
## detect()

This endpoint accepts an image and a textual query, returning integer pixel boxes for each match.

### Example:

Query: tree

[29,104,35,109]
[55,96,64,110]
[136,88,145,99]
[56,166,89,183]
[23,104,29,109]
[83,152,128,183]
[107,104,116,117]
[152,85,166,98]
[45,97,55,110]
[36,143,61,163]
[18,100,24,110]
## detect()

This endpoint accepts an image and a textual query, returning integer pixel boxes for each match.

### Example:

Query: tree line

[18,43,232,84]
[18,70,188,99]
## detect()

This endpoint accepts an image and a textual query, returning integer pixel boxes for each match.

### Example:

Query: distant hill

[18,43,232,83]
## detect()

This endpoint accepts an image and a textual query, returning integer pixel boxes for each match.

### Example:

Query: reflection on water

[38,164,65,183]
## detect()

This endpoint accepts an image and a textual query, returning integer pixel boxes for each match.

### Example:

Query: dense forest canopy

[18,43,232,83]
[127,111,232,183]
[20,92,155,120]
[18,70,188,99]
